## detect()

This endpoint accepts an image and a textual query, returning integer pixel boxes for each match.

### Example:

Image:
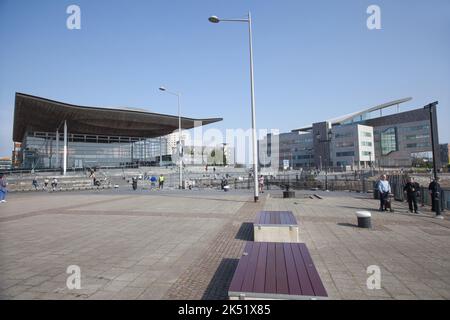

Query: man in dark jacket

[404,177,420,213]
[428,177,441,213]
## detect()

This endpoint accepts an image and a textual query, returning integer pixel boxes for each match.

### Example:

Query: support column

[56,129,59,169]
[160,136,163,167]
[63,121,67,175]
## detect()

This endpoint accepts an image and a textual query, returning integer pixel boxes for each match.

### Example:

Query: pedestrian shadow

[235,222,254,241]
[201,258,239,300]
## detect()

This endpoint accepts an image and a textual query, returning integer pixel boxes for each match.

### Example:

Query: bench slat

[255,211,297,226]
[283,243,302,295]
[275,243,289,294]
[282,212,290,225]
[291,243,315,296]
[265,243,277,293]
[299,243,328,297]
[288,213,297,225]
[253,242,268,293]
[229,242,253,293]
[241,242,261,293]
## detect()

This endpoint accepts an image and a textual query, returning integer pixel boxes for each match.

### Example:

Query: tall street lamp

[424,101,442,217]
[209,12,260,202]
[159,86,183,189]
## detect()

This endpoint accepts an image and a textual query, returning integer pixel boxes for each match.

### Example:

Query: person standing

[44,178,49,190]
[51,177,58,191]
[378,175,391,212]
[0,173,7,203]
[150,175,157,190]
[404,177,420,214]
[158,174,165,190]
[258,175,264,194]
[428,177,441,213]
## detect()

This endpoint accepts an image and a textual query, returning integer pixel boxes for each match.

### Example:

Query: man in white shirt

[378,175,391,211]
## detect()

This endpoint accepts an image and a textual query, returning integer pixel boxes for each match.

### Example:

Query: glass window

[381,127,397,155]
[336,151,355,157]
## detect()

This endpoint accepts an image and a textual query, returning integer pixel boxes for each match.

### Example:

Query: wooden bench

[229,242,328,300]
[254,211,299,243]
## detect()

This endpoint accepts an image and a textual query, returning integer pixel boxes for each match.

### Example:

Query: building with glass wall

[259,98,441,170]
[12,93,222,170]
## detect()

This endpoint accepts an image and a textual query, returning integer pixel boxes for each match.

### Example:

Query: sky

[1,0,449,159]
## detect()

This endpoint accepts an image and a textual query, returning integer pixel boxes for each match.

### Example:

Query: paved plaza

[0,188,449,300]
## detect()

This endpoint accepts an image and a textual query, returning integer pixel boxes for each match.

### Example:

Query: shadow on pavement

[235,222,254,241]
[337,222,358,228]
[201,258,239,300]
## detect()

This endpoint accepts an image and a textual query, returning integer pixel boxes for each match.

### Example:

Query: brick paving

[264,191,450,300]
[1,189,449,300]
[163,196,266,300]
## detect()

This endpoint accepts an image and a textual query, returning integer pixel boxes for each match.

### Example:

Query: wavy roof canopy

[13,93,222,142]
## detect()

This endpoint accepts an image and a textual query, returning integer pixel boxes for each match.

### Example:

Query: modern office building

[12,93,222,170]
[259,131,314,170]
[330,124,375,169]
[260,98,441,170]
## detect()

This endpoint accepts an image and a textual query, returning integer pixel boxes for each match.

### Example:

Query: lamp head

[159,86,166,92]
[208,16,220,23]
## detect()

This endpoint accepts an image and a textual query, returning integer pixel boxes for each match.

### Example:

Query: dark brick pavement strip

[163,196,267,300]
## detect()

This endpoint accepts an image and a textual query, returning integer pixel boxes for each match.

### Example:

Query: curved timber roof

[13,93,222,142]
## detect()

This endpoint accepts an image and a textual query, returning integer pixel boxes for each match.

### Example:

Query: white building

[165,132,188,155]
[331,124,375,169]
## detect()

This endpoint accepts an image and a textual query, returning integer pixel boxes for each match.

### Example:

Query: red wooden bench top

[229,242,327,299]
[254,211,297,226]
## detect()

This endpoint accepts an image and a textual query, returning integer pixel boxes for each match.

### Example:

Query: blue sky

[1,0,449,158]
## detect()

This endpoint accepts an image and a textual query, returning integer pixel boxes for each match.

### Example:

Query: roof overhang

[13,93,222,142]
[292,97,412,132]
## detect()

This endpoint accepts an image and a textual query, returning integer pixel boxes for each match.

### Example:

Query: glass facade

[21,131,168,169]
[380,127,398,155]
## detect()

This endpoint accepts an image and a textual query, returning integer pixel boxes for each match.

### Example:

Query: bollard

[356,211,372,229]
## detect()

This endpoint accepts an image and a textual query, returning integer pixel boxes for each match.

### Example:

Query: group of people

[143,174,165,190]
[31,177,58,191]
[377,174,443,214]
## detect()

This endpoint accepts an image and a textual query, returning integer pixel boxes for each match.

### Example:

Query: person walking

[377,175,391,212]
[158,174,165,190]
[428,177,442,213]
[0,173,7,203]
[404,177,420,214]
[131,177,138,191]
[32,177,39,190]
[44,178,49,190]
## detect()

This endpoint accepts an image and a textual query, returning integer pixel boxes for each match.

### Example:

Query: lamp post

[424,102,442,217]
[159,86,183,189]
[209,12,259,202]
